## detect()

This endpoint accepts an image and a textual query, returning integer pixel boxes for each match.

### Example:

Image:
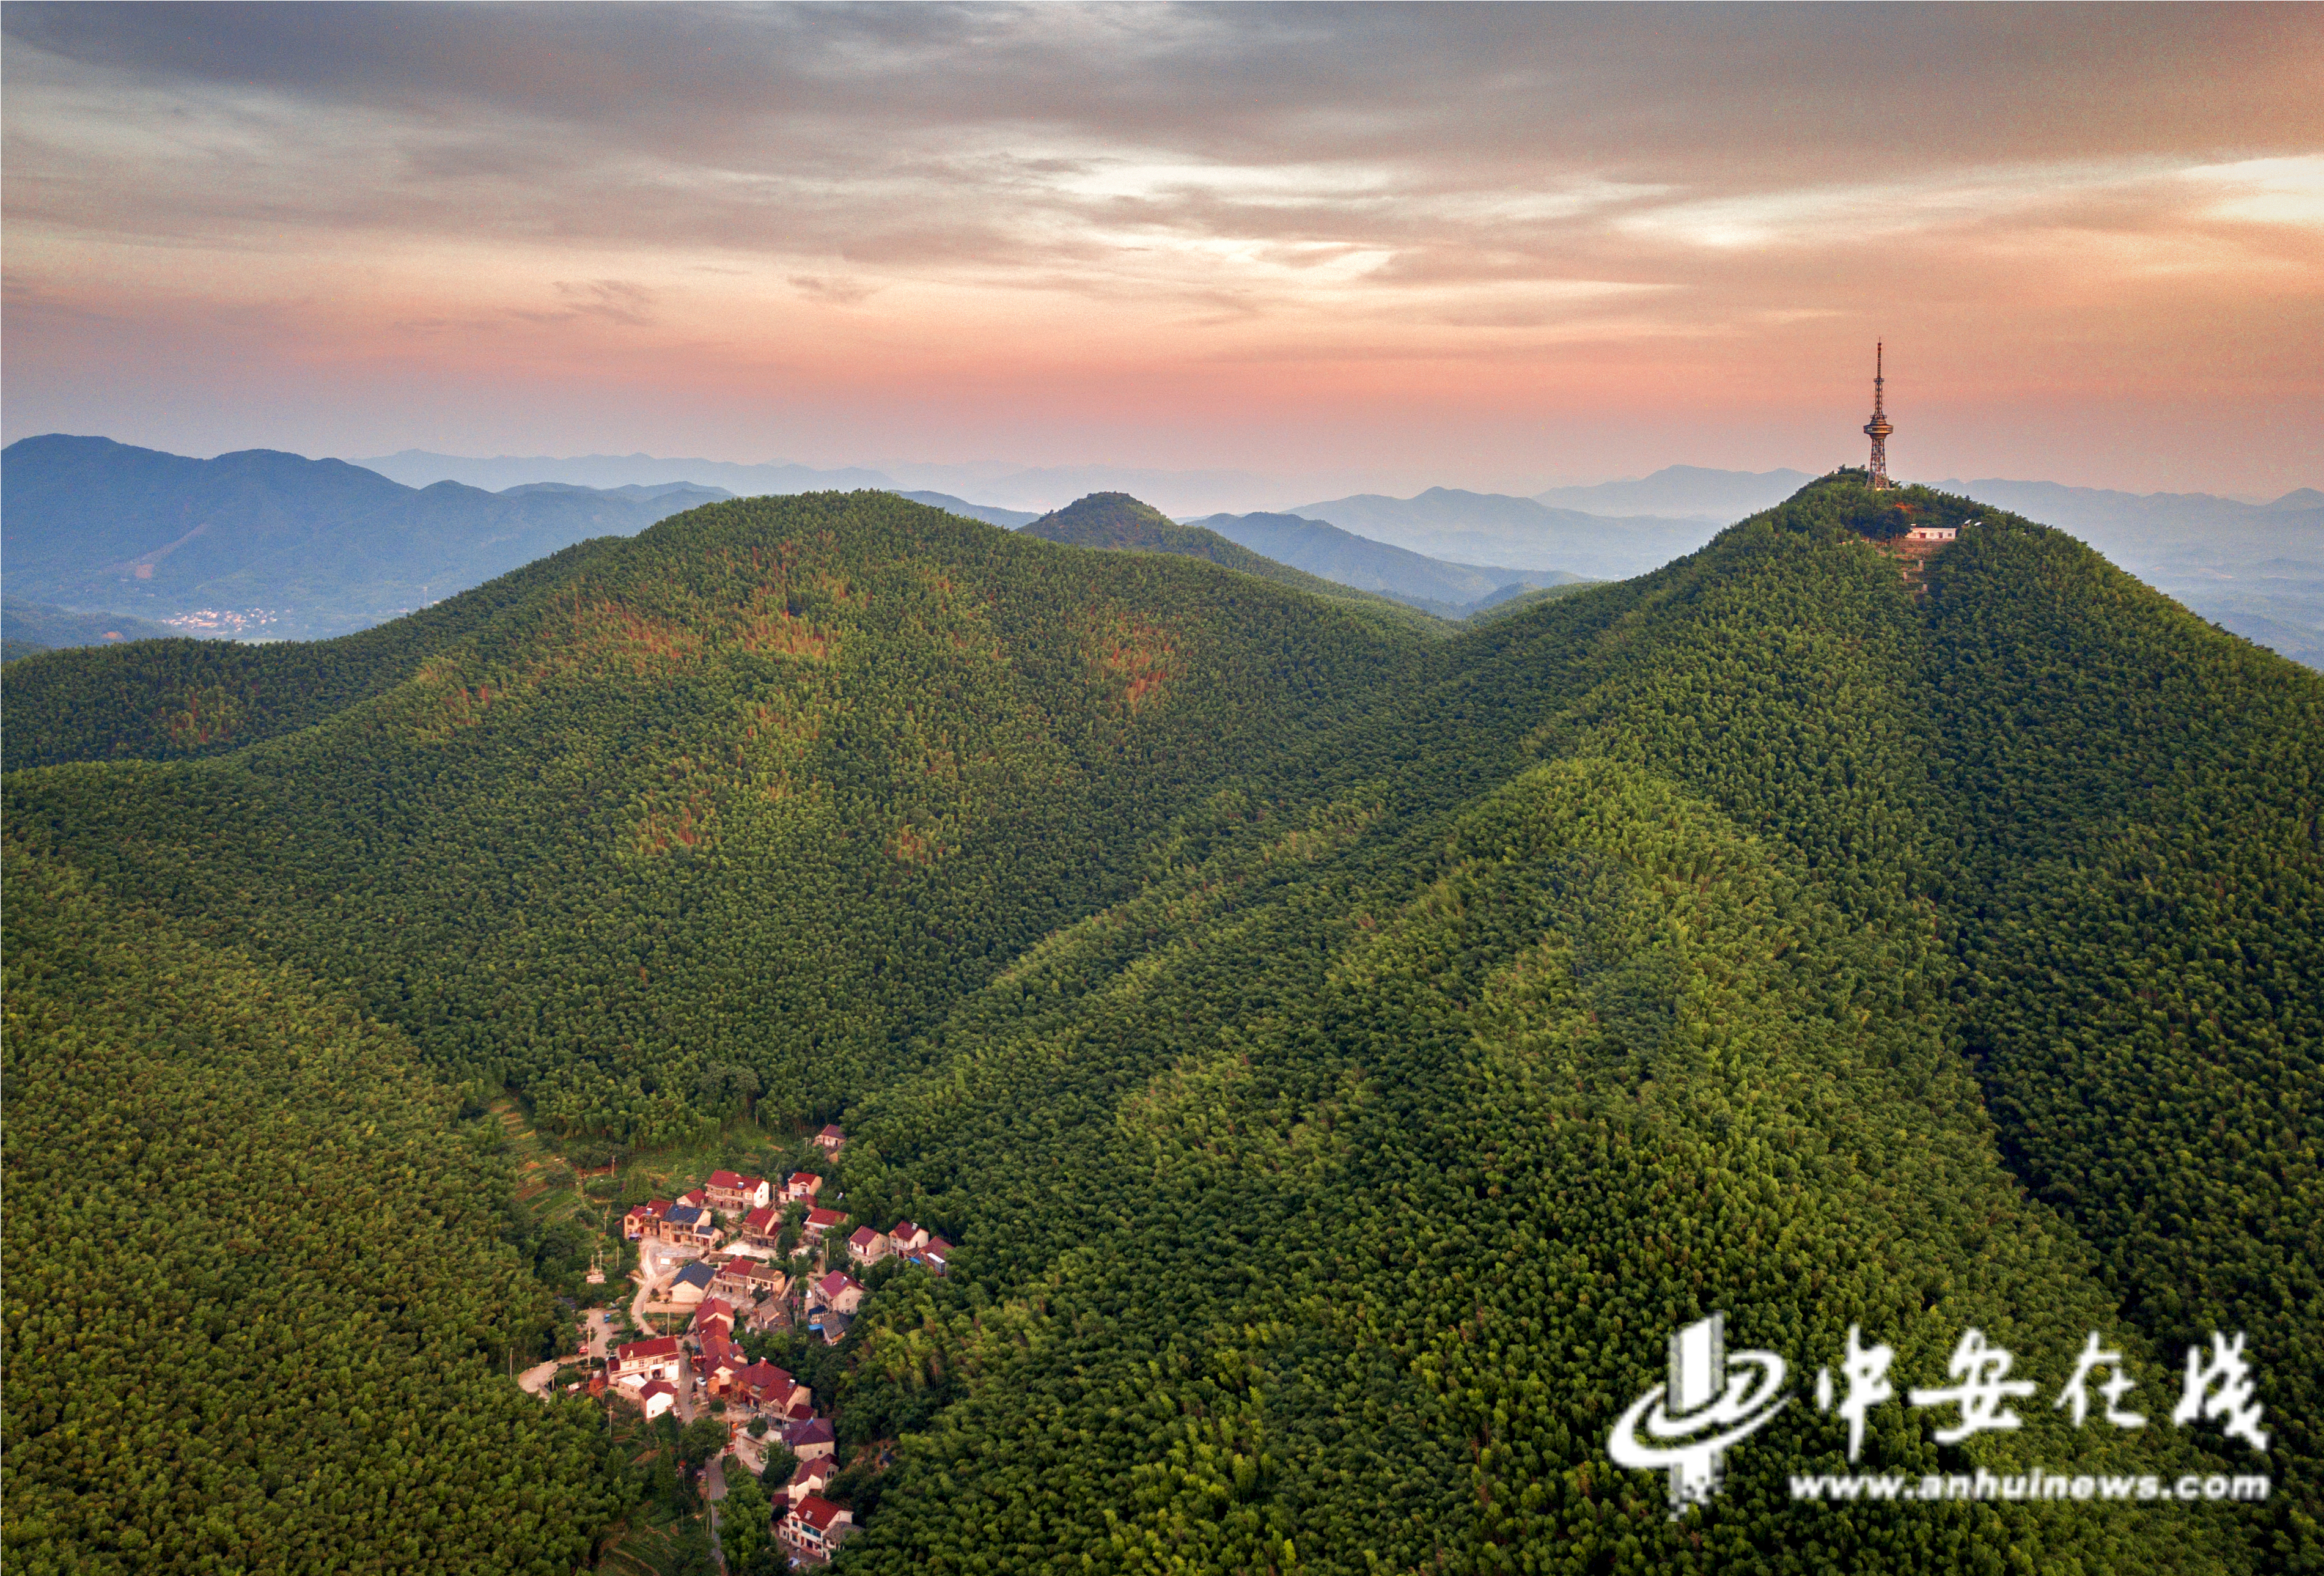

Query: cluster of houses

[583,1124,962,1563]
[621,1160,949,1342]
[611,1292,861,1559]
[844,1217,954,1276]
[622,1168,775,1250]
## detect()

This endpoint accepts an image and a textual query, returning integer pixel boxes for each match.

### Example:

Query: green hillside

[1,839,630,1573]
[4,491,1426,1144]
[1023,492,1451,632]
[0,541,606,772]
[819,475,2315,1573]
[5,476,2314,1573]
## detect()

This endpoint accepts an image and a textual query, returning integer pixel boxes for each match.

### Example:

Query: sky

[4,2,2320,500]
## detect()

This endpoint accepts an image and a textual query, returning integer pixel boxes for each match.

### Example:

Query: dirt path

[630,1265,658,1335]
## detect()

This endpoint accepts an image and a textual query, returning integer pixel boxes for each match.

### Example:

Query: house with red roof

[917,1235,954,1275]
[888,1220,930,1254]
[778,1494,853,1563]
[846,1226,889,1265]
[622,1199,674,1242]
[814,1270,865,1316]
[612,1335,682,1387]
[636,1378,678,1421]
[815,1124,846,1156]
[732,1359,812,1418]
[784,1454,836,1506]
[740,1204,784,1248]
[782,1416,837,1460]
[803,1207,845,1240]
[698,1338,746,1396]
[705,1169,773,1214]
[689,1298,736,1340]
[784,1171,824,1205]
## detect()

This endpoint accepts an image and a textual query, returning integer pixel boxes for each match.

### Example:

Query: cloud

[788,275,880,306]
[2183,155,2324,229]
[552,279,656,326]
[2,4,2317,491]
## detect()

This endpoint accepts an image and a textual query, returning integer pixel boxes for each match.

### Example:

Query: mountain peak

[1023,493,1441,630]
[1024,492,1180,542]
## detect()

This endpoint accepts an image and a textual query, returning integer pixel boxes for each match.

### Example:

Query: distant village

[529,1123,954,1565]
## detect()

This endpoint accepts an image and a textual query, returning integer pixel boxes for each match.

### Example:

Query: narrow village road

[629,1263,660,1333]
[583,1307,616,1361]
[518,1308,618,1397]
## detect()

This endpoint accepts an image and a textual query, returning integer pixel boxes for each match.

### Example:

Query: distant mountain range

[1021,493,1442,631]
[892,491,1041,530]
[9,437,2314,666]
[1183,510,1585,616]
[1534,465,1815,518]
[2,435,732,640]
[355,447,891,496]
[358,449,1282,517]
[1933,477,2324,669]
[1286,488,1721,582]
[1013,495,1590,620]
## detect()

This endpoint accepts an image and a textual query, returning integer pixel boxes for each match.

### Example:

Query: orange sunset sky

[3,2,2318,499]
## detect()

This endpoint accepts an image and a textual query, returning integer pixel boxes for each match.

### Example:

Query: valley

[3,476,2316,1574]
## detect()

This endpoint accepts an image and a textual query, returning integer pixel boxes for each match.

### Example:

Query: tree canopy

[6,479,2314,1573]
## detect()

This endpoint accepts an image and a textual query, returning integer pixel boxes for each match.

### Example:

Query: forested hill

[818,476,2318,1574]
[0,540,609,772]
[2,488,1428,1571]
[4,490,1429,1139]
[1022,491,1447,629]
[6,475,2318,1572]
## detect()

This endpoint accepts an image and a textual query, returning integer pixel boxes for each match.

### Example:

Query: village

[520,1123,954,1567]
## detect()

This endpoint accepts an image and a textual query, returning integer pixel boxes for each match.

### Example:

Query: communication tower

[1863,342,1894,489]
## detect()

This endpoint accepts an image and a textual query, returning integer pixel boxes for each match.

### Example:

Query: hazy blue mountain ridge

[356,447,893,495]
[1289,486,1724,580]
[358,449,1279,517]
[1183,509,1585,611]
[891,490,1042,529]
[12,435,2312,665]
[1533,462,1815,517]
[1,435,731,639]
[1938,477,2324,669]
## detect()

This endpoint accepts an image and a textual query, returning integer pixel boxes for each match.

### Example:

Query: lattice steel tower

[1863,342,1894,489]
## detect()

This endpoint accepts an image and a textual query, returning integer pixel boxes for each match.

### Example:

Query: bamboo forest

[5,477,2317,1575]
